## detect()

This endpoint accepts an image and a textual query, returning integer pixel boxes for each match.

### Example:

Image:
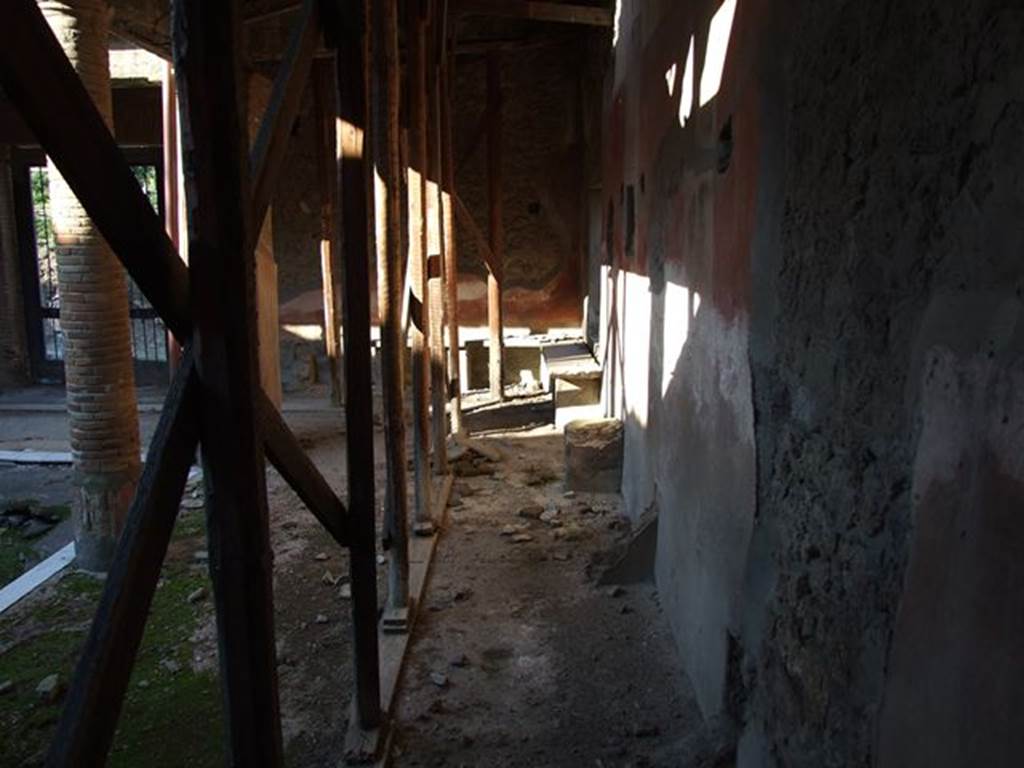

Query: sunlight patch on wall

[665,63,678,97]
[622,271,652,428]
[700,0,737,107]
[661,282,691,397]
[613,0,623,47]
[678,35,696,127]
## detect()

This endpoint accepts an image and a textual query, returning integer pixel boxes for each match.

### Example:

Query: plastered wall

[602,1,1024,765]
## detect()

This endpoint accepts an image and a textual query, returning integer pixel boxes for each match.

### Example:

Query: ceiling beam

[454,0,613,27]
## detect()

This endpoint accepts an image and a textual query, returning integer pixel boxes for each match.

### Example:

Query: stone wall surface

[603,0,1024,766]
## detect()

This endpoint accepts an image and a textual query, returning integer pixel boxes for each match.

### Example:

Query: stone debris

[0,680,13,696]
[315,613,329,624]
[429,671,450,688]
[338,583,352,599]
[159,658,182,675]
[539,507,560,525]
[314,552,330,561]
[607,586,625,598]
[517,504,544,520]
[511,534,535,544]
[563,490,577,499]
[137,679,150,689]
[192,550,209,563]
[450,654,471,668]
[321,570,342,587]
[35,673,64,704]
[187,587,207,604]
[181,497,204,510]
[553,524,588,542]
[1,505,60,540]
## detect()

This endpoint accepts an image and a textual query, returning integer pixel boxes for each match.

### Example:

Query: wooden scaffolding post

[407,0,434,534]
[427,4,448,471]
[324,0,383,729]
[486,52,505,402]
[313,59,345,406]
[172,0,284,763]
[373,0,411,624]
[161,62,183,374]
[440,47,463,432]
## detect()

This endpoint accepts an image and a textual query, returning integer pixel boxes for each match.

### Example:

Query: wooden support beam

[407,0,434,534]
[440,48,463,433]
[453,192,500,278]
[259,396,348,545]
[0,0,190,340]
[322,0,383,729]
[486,53,505,401]
[454,0,613,26]
[372,0,411,619]
[0,0,349,546]
[47,351,200,767]
[427,29,449,471]
[250,0,321,236]
[173,1,283,763]
[162,62,185,374]
[312,59,344,406]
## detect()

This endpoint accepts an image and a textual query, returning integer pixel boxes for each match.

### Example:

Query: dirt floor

[0,391,714,767]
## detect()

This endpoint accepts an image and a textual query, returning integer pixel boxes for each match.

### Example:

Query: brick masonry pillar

[40,0,141,571]
[0,145,29,388]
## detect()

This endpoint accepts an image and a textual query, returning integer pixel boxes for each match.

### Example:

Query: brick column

[40,0,141,571]
[0,145,29,388]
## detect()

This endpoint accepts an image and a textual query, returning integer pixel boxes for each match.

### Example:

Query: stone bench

[540,341,603,428]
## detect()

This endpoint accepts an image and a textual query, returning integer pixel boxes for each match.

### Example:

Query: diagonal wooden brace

[0,0,346,543]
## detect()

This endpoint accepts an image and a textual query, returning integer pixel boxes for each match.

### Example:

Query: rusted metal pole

[373,0,410,626]
[313,59,343,406]
[406,0,434,534]
[427,11,448,472]
[486,52,504,402]
[329,0,382,726]
[440,48,463,432]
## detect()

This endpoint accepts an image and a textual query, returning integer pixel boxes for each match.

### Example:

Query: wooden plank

[372,0,412,617]
[0,0,190,341]
[312,58,344,406]
[407,1,434,533]
[47,351,200,766]
[172,1,284,763]
[250,0,321,236]
[440,49,464,433]
[427,32,449,473]
[454,0,613,26]
[324,0,384,731]
[486,53,505,402]
[258,394,348,546]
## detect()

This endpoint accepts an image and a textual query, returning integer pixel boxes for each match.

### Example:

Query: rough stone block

[564,418,623,493]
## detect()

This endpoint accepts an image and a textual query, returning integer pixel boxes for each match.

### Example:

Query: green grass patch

[0,511,223,767]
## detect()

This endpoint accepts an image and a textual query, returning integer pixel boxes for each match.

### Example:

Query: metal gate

[13,147,170,384]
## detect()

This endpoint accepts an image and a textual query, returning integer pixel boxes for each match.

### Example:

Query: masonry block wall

[601,1,1024,765]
